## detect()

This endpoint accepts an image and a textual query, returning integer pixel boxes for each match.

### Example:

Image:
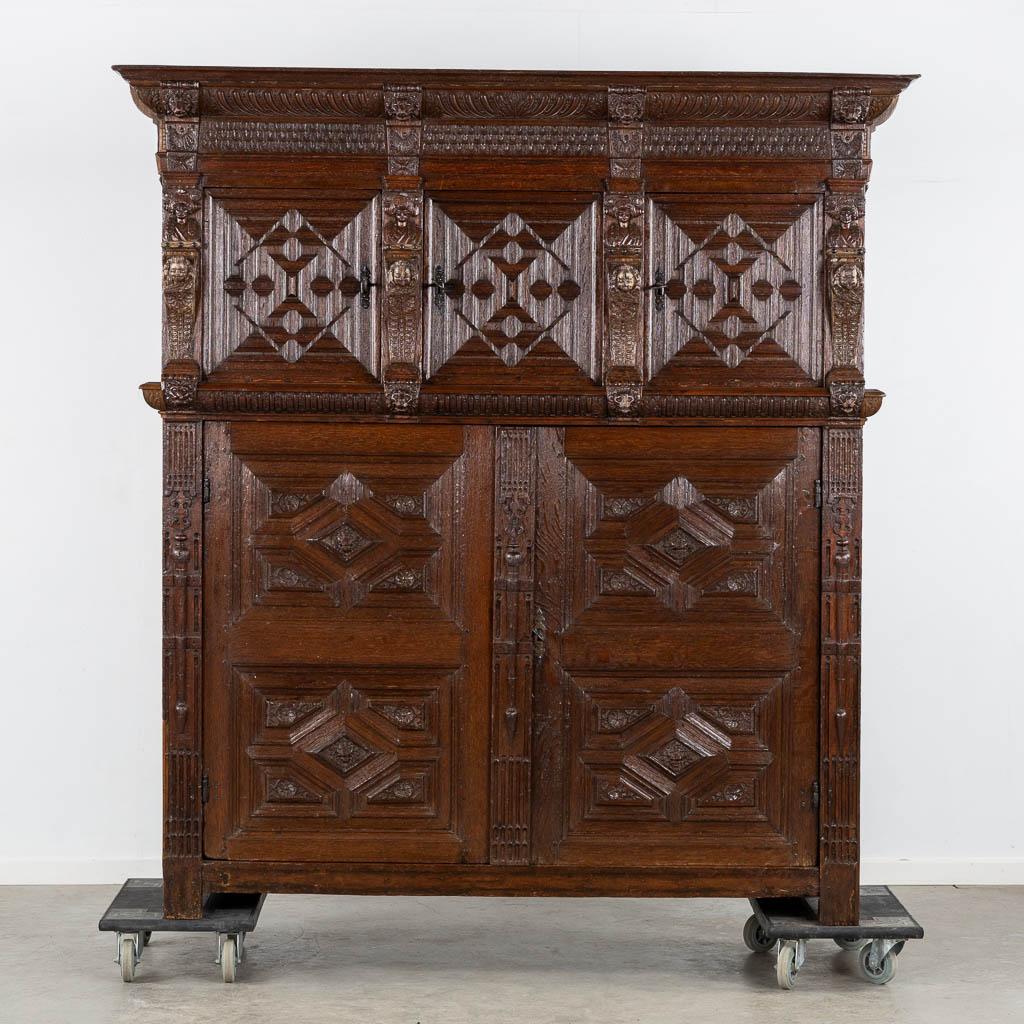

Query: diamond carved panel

[236,453,464,622]
[425,199,598,379]
[578,472,776,621]
[241,670,451,825]
[207,196,379,374]
[570,678,780,828]
[647,199,820,383]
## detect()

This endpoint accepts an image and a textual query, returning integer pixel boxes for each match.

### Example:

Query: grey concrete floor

[0,885,1021,1023]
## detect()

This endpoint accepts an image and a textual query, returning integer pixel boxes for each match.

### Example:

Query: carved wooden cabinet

[116,66,914,925]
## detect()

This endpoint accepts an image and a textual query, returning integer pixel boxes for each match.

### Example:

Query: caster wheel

[776,943,798,990]
[743,915,775,953]
[142,931,152,947]
[857,943,897,985]
[834,936,869,951]
[120,936,136,983]
[221,935,238,983]
[891,940,906,957]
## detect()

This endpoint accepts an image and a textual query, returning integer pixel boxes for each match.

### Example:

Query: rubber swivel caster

[117,933,141,983]
[743,915,776,953]
[776,939,806,990]
[857,940,898,985]
[834,936,869,951]
[217,932,245,983]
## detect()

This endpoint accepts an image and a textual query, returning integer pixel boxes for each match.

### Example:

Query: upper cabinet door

[204,190,381,386]
[646,195,823,388]
[423,194,601,393]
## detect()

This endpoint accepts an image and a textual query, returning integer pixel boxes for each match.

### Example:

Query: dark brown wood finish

[117,65,914,924]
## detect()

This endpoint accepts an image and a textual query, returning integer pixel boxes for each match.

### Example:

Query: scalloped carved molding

[424,89,606,121]
[203,87,383,118]
[646,91,830,122]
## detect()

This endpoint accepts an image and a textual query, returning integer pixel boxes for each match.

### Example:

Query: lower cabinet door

[202,422,492,863]
[531,426,821,868]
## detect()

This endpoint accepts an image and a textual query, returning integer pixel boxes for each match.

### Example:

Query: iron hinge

[811,780,820,811]
[814,479,822,508]
[203,476,211,504]
[201,774,210,805]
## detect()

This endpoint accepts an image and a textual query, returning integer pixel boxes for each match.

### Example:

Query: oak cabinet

[116,65,914,924]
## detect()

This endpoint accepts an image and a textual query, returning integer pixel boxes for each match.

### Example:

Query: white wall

[2,0,1021,885]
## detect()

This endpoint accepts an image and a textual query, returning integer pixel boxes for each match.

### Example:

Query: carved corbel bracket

[382,361,422,415]
[830,87,871,180]
[605,366,643,417]
[138,81,202,176]
[825,190,866,373]
[385,84,422,176]
[607,86,645,183]
[162,359,202,410]
[826,367,866,417]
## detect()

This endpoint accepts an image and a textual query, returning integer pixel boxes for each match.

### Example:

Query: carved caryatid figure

[162,186,202,246]
[604,194,644,250]
[161,187,202,362]
[382,192,422,249]
[826,202,864,255]
[826,199,866,368]
[162,250,199,359]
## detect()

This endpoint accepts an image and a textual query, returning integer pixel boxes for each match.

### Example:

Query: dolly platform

[98,879,265,982]
[743,885,924,989]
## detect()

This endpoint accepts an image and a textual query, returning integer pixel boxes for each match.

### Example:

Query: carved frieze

[645,125,829,158]
[199,120,385,154]
[422,123,605,156]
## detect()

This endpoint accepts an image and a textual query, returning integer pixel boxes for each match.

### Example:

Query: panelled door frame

[202,420,492,865]
[524,424,822,869]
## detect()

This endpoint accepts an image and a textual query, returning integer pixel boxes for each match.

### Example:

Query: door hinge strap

[811,779,820,810]
[201,774,209,805]
[203,476,211,504]
[814,479,822,508]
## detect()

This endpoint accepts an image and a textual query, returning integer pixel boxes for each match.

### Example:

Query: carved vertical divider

[603,87,646,415]
[381,85,424,413]
[819,87,871,922]
[825,88,870,415]
[819,427,862,924]
[140,81,206,916]
[490,427,538,863]
[162,420,204,917]
[156,82,203,408]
